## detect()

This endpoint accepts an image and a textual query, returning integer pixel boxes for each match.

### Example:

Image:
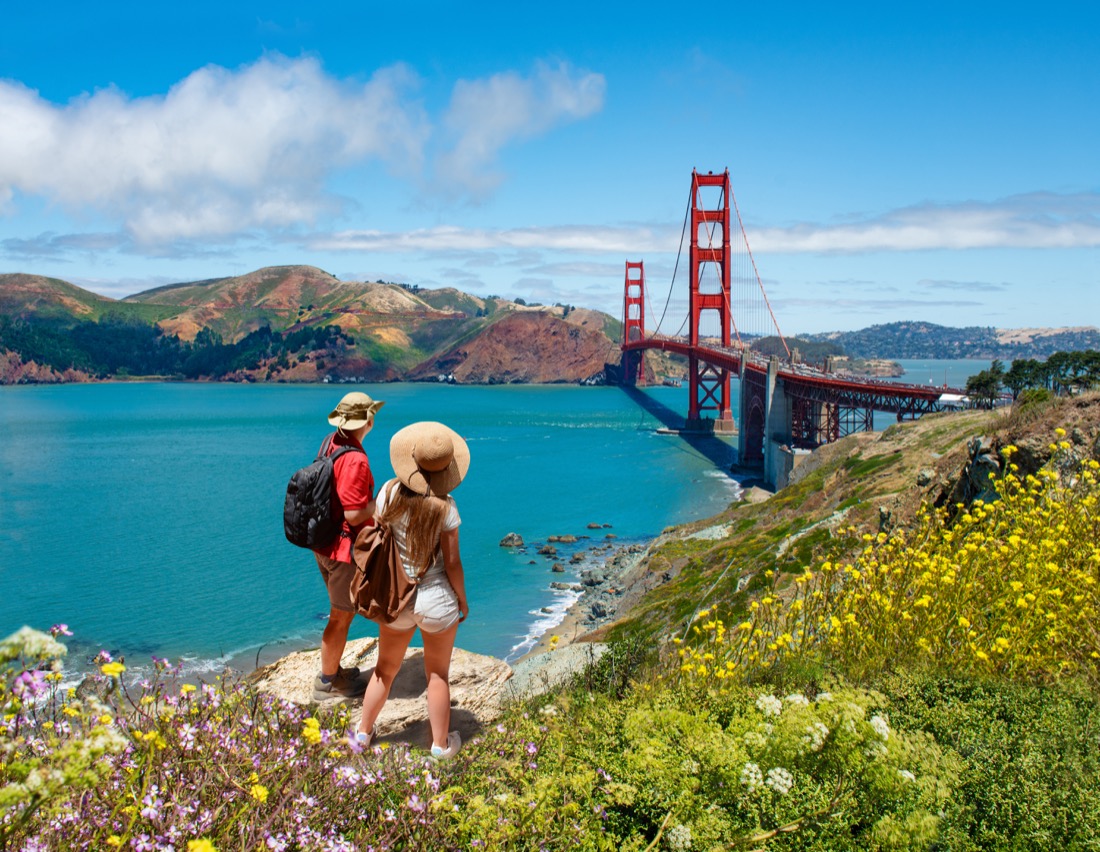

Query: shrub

[882,671,1100,850]
[545,681,959,850]
[678,432,1100,687]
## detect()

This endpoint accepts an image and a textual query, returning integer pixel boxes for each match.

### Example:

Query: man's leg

[321,607,355,677]
[314,553,364,699]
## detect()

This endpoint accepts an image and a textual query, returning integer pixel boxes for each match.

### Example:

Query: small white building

[938,393,970,410]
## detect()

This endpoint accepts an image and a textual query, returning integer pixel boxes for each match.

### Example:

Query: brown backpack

[350,504,425,623]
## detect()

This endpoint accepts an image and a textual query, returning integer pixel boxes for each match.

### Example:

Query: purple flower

[50,623,73,637]
[525,742,538,755]
[12,670,48,698]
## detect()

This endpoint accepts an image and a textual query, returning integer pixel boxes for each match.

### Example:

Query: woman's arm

[440,528,468,622]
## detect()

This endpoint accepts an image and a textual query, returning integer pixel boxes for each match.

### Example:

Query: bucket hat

[389,421,470,497]
[327,391,385,431]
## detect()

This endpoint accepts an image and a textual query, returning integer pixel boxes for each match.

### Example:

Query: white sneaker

[430,731,461,760]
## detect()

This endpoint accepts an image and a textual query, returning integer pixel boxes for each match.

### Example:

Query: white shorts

[385,577,461,634]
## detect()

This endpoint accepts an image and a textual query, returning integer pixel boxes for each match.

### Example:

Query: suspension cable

[651,182,693,338]
[730,184,789,359]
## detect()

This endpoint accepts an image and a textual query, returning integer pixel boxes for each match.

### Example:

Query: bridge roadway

[623,336,966,417]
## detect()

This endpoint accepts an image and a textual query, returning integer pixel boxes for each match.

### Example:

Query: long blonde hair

[380,480,448,572]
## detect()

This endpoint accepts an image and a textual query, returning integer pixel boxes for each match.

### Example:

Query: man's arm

[344,500,375,527]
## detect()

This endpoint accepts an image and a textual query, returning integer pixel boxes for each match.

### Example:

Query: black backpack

[283,434,365,550]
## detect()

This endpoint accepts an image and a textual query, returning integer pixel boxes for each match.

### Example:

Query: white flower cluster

[0,627,68,666]
[667,823,693,851]
[755,694,783,717]
[802,721,830,752]
[742,730,768,749]
[870,714,891,741]
[815,691,833,703]
[864,740,888,760]
[897,769,916,783]
[680,758,700,775]
[784,693,810,706]
[740,762,763,793]
[765,767,795,796]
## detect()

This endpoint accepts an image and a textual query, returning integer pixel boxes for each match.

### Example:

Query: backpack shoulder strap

[317,433,366,462]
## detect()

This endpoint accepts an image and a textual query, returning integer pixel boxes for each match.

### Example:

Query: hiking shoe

[430,731,462,760]
[313,670,367,701]
[337,664,362,681]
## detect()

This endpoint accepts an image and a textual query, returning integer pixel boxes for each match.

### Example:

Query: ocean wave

[504,586,583,663]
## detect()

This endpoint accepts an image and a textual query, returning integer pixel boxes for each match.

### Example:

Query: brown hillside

[408,311,620,383]
[0,273,114,318]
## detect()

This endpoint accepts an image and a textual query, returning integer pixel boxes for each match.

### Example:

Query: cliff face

[407,311,619,384]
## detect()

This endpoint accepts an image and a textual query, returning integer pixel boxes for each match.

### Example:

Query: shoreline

[514,477,775,664]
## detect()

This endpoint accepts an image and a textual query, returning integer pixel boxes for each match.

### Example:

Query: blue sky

[1,2,1097,334]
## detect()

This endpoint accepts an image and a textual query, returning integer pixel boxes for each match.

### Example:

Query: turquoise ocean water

[0,360,987,679]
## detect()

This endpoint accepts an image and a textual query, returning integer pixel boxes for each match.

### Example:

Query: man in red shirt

[313,391,384,701]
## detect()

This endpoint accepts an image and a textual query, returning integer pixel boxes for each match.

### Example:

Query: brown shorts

[314,552,357,613]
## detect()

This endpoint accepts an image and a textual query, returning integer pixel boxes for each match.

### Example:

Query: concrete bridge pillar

[762,357,793,488]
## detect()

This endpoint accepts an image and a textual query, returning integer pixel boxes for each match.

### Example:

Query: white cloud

[0,56,429,243]
[752,192,1100,253]
[436,62,605,196]
[311,223,671,253]
[0,56,609,247]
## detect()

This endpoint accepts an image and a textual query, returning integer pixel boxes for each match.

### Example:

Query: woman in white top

[355,421,470,759]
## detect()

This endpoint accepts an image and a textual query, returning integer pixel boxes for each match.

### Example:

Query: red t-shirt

[314,433,374,564]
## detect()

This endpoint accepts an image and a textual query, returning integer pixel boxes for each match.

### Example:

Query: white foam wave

[504,586,582,663]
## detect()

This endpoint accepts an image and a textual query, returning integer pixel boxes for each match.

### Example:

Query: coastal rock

[551,563,565,573]
[499,533,524,547]
[917,469,935,487]
[249,638,513,746]
[537,544,558,557]
[550,581,582,591]
[547,534,578,543]
[586,523,603,529]
[569,553,584,564]
[506,643,608,700]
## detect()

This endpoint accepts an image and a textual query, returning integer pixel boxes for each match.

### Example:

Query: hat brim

[390,421,470,497]
[327,400,385,430]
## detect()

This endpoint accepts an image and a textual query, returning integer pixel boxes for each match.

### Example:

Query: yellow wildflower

[250,784,269,804]
[100,662,126,677]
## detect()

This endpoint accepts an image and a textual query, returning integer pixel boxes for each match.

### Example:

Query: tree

[965,360,1005,409]
[1004,358,1045,399]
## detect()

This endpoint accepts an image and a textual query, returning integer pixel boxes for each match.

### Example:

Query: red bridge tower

[687,169,735,433]
[621,261,646,385]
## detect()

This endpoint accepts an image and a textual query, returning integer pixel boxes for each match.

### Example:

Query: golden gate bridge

[620,169,965,488]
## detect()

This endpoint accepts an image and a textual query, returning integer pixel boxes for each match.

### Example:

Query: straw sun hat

[389,421,470,497]
[327,391,385,431]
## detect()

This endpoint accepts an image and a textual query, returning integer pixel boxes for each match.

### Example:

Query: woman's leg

[421,622,459,749]
[358,623,416,737]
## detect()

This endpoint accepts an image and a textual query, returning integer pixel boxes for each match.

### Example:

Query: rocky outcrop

[0,350,93,384]
[407,312,618,384]
[249,638,513,748]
